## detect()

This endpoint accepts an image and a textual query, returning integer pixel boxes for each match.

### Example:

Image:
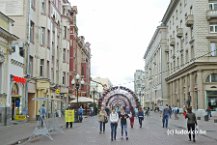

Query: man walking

[39,104,46,127]
[162,104,170,128]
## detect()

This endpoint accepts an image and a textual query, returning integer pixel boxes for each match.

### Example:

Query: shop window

[11,83,19,95]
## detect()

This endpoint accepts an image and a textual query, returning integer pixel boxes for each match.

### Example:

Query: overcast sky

[69,0,170,90]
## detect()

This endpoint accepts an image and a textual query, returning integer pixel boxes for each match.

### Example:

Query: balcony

[206,10,217,20]
[176,28,183,38]
[170,38,175,47]
[185,14,194,27]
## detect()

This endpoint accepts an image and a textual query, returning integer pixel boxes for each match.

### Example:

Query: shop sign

[65,110,74,123]
[15,115,26,121]
[12,75,26,84]
[55,89,60,94]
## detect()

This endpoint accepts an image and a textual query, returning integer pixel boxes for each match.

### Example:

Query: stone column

[197,70,204,109]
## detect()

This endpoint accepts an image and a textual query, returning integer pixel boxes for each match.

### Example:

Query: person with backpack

[185,106,198,142]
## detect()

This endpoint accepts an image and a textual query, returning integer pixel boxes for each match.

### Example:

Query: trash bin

[197,116,201,120]
[204,115,209,121]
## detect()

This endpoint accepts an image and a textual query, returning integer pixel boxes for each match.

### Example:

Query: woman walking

[109,108,119,141]
[119,108,129,140]
[98,107,107,134]
[138,107,144,128]
[129,107,135,128]
[185,106,197,142]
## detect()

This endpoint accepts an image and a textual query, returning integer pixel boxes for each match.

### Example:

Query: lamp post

[71,74,85,122]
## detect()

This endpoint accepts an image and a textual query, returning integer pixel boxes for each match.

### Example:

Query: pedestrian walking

[129,107,135,128]
[138,107,144,128]
[98,107,107,134]
[78,106,84,123]
[185,106,197,142]
[119,107,129,140]
[207,106,212,118]
[65,106,73,128]
[39,104,46,127]
[162,104,170,128]
[168,106,172,118]
[109,108,119,141]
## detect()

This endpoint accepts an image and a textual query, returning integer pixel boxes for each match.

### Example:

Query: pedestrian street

[24,112,217,145]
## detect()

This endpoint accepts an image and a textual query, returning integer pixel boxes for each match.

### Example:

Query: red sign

[13,75,26,84]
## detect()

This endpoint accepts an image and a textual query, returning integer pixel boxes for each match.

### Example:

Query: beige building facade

[144,26,168,109]
[0,0,71,120]
[144,0,217,110]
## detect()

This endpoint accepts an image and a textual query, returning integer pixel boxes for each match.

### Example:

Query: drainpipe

[24,0,31,114]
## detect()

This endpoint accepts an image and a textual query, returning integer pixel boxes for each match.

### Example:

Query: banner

[65,110,74,123]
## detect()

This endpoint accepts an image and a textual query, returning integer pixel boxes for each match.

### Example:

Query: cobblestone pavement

[23,112,217,145]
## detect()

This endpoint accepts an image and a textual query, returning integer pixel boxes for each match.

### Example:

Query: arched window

[206,73,217,82]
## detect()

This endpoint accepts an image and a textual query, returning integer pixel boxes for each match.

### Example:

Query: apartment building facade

[134,70,145,107]
[0,11,24,124]
[69,6,91,102]
[145,0,217,110]
[143,26,168,109]
[0,0,72,120]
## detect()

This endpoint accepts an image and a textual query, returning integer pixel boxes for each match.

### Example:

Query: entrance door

[207,91,217,110]
[11,97,20,120]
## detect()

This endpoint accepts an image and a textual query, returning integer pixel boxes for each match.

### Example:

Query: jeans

[110,122,118,140]
[121,123,128,137]
[138,117,143,128]
[162,115,169,128]
[39,116,45,127]
[99,121,105,133]
[187,123,195,140]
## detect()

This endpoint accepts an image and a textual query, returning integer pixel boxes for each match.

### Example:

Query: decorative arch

[99,86,139,109]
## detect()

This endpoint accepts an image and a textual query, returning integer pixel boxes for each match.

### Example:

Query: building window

[191,46,195,60]
[31,0,35,10]
[206,73,217,82]
[64,26,67,39]
[47,61,50,78]
[186,50,189,63]
[181,53,184,66]
[210,24,217,33]
[41,0,46,14]
[67,50,69,63]
[185,33,188,45]
[51,68,54,82]
[210,42,217,56]
[29,56,33,77]
[40,59,44,77]
[47,29,50,48]
[63,48,66,62]
[41,27,45,46]
[209,1,217,10]
[56,70,59,84]
[30,21,34,43]
[62,72,66,85]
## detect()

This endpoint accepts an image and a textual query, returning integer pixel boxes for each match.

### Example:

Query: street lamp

[71,74,85,121]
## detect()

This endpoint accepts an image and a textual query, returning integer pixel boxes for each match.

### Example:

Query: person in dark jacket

[137,107,144,128]
[119,108,129,140]
[185,106,197,142]
[162,104,170,128]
